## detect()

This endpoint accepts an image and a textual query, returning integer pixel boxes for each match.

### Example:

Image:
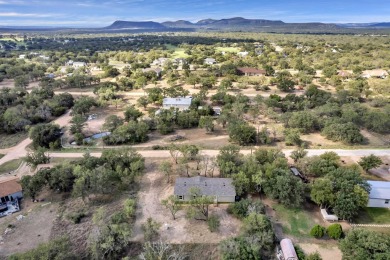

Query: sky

[0,0,389,27]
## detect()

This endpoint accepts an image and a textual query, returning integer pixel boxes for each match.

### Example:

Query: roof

[142,68,162,74]
[237,67,266,74]
[205,58,216,62]
[0,178,22,198]
[368,181,390,200]
[362,69,389,77]
[174,176,236,197]
[280,238,298,260]
[163,97,192,106]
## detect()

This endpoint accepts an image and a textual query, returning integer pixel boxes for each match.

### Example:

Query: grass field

[0,154,4,159]
[273,204,315,238]
[165,44,189,59]
[216,46,240,53]
[0,132,27,149]
[354,208,390,224]
[0,159,22,174]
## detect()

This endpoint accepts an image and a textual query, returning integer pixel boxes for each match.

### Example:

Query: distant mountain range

[104,18,390,32]
[2,17,390,33]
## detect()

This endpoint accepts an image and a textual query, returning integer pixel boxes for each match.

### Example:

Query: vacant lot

[132,159,241,244]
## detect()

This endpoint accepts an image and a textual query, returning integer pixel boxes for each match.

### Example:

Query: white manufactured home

[367,181,390,208]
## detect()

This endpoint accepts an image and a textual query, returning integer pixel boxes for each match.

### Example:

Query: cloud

[0,12,56,18]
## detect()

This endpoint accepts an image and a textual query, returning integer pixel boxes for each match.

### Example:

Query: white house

[367,181,390,208]
[162,97,192,111]
[237,51,249,57]
[152,57,169,66]
[174,176,236,203]
[73,62,86,69]
[204,58,216,65]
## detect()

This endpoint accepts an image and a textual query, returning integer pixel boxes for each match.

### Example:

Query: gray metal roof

[174,176,236,197]
[368,181,390,200]
[163,97,192,106]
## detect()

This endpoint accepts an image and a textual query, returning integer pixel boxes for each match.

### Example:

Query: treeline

[0,86,74,134]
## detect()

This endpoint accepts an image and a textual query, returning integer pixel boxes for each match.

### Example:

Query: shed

[367,181,390,208]
[174,176,236,203]
[280,238,298,260]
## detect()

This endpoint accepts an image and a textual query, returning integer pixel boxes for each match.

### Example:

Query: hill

[105,20,166,30]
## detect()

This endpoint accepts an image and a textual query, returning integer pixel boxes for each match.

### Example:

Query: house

[0,178,23,217]
[338,70,352,78]
[237,67,266,77]
[237,51,249,57]
[0,178,23,204]
[362,69,389,79]
[278,238,298,260]
[152,57,169,66]
[174,176,236,203]
[142,67,162,77]
[162,97,192,111]
[367,181,390,208]
[212,106,222,116]
[73,62,86,69]
[18,54,26,59]
[204,58,216,65]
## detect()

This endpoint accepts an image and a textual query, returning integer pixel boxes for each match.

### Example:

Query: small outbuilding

[0,177,23,204]
[237,67,266,76]
[280,238,298,260]
[367,181,390,208]
[174,176,236,203]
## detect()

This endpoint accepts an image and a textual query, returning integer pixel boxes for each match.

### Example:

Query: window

[385,200,389,204]
[178,195,183,200]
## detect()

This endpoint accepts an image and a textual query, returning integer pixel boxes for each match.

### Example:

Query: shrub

[327,223,343,239]
[227,199,265,219]
[310,225,325,238]
[207,215,220,232]
[307,252,322,260]
[67,210,86,224]
[294,245,306,260]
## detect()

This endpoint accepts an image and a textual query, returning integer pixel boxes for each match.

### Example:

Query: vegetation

[310,225,326,238]
[327,223,343,239]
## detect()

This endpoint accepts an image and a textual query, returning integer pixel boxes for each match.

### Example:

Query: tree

[257,127,272,145]
[273,173,306,207]
[186,187,214,220]
[340,229,390,260]
[227,199,265,219]
[24,148,50,167]
[310,178,336,208]
[358,154,382,173]
[208,215,220,232]
[70,114,86,134]
[140,241,186,260]
[159,161,173,183]
[310,225,325,238]
[142,217,161,242]
[29,123,61,149]
[228,122,257,145]
[322,123,364,144]
[327,223,343,239]
[233,171,251,196]
[284,128,302,146]
[137,96,149,109]
[307,252,322,260]
[161,195,182,220]
[290,147,307,163]
[124,105,143,121]
[102,115,124,132]
[72,96,96,115]
[199,116,215,133]
[275,70,295,92]
[20,174,46,201]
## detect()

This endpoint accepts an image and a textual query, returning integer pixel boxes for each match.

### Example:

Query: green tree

[161,195,182,220]
[124,105,143,121]
[69,114,86,134]
[358,154,382,173]
[290,147,307,163]
[102,115,124,132]
[187,187,214,220]
[310,178,336,208]
[159,160,173,183]
[199,116,215,133]
[275,70,295,92]
[142,217,161,242]
[339,229,390,260]
[24,148,50,167]
[207,215,220,232]
[29,123,61,149]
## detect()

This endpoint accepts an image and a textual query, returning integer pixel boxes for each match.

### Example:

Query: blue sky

[0,0,389,27]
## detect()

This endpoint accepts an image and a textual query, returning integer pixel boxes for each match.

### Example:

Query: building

[367,181,390,208]
[174,176,236,203]
[362,69,389,79]
[237,51,249,57]
[142,67,162,77]
[162,97,192,111]
[73,62,86,69]
[278,239,298,260]
[152,57,169,66]
[173,58,187,66]
[204,58,216,65]
[237,67,266,76]
[338,70,352,78]
[0,178,23,204]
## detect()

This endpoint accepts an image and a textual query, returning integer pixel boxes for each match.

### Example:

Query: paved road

[0,111,72,166]
[45,149,390,160]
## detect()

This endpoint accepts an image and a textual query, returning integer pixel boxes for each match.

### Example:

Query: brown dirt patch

[299,242,342,260]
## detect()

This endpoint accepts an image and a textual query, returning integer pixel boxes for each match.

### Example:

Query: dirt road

[0,111,72,166]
